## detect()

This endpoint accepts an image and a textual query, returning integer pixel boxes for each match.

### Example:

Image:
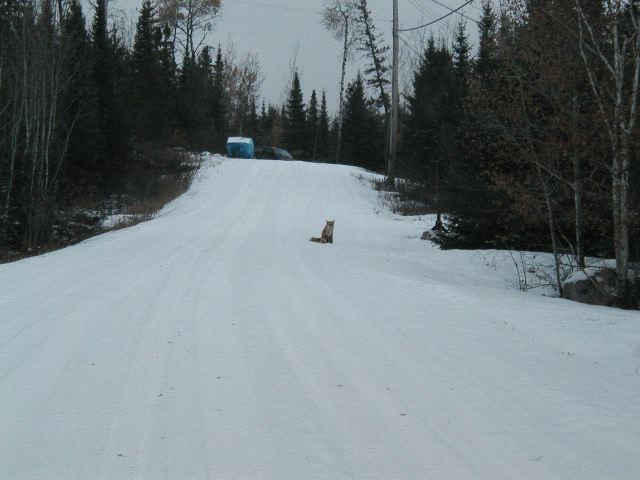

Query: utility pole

[388,0,399,187]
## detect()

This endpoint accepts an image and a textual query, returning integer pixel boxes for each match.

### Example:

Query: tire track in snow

[2,159,639,479]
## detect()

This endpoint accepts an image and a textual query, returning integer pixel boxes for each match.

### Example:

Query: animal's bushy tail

[310,237,322,243]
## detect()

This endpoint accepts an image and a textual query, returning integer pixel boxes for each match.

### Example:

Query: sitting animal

[310,220,335,244]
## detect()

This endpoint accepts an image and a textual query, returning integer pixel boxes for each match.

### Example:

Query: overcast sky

[110,0,482,113]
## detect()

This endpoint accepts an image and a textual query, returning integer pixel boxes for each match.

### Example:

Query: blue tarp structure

[226,137,254,159]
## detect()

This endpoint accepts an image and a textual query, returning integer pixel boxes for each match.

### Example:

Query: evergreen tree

[131,0,163,142]
[441,1,504,250]
[259,101,270,144]
[403,38,455,180]
[280,104,287,126]
[246,95,260,140]
[198,46,213,79]
[210,45,227,151]
[159,23,176,80]
[157,23,178,141]
[256,100,277,146]
[268,104,285,146]
[283,72,307,154]
[176,47,212,149]
[63,0,89,62]
[355,0,390,113]
[60,0,95,194]
[90,0,130,193]
[307,90,319,159]
[342,73,384,170]
[452,21,471,100]
[476,0,498,84]
[318,90,330,161]
[260,101,269,133]
[447,21,473,213]
[328,116,340,164]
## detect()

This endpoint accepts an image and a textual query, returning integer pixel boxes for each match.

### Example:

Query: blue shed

[226,137,255,159]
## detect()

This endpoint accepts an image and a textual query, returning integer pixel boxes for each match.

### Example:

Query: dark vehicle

[254,147,294,160]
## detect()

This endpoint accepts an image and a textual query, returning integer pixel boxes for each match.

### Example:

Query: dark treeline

[316,0,638,306]
[394,0,640,306]
[0,0,225,256]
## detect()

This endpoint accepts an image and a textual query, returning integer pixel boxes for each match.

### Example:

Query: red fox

[310,220,335,244]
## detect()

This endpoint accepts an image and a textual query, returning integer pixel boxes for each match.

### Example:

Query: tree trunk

[575,0,637,305]
[571,96,585,269]
[573,161,585,270]
[336,17,348,164]
[537,164,563,296]
[613,135,631,304]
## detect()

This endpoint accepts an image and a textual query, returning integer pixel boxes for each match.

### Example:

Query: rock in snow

[562,268,618,307]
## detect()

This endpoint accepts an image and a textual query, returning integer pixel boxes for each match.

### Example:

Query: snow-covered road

[1,158,639,479]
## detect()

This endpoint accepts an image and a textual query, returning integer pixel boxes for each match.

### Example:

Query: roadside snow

[1,157,639,479]
[101,214,139,229]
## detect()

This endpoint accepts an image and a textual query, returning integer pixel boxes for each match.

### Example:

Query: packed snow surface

[1,158,639,479]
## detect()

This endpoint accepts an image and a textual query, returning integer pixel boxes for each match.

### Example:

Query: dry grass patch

[106,148,197,230]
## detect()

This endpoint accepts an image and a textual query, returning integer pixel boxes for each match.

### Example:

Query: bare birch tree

[0,0,85,252]
[575,0,640,305]
[223,44,263,136]
[323,0,358,163]
[158,0,221,60]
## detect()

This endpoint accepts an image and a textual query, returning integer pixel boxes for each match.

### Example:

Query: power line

[424,0,478,24]
[398,0,474,32]
[224,0,320,15]
[407,0,437,20]
[406,0,458,37]
[399,34,422,57]
[224,0,392,22]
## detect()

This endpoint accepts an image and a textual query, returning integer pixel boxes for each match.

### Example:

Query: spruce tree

[404,38,455,180]
[246,96,260,140]
[447,22,476,236]
[452,21,471,100]
[355,0,390,113]
[260,101,268,132]
[283,72,307,154]
[280,104,287,125]
[318,91,330,161]
[307,90,319,159]
[257,101,270,145]
[342,73,383,171]
[328,117,340,164]
[61,0,95,193]
[90,0,130,193]
[437,4,508,249]
[476,0,498,84]
[158,23,178,141]
[211,45,228,151]
[176,47,211,149]
[132,0,162,142]
[63,0,89,62]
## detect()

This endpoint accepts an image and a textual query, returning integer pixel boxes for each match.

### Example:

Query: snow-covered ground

[1,157,639,479]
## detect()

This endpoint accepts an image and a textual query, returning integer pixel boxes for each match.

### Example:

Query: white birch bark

[575,0,639,304]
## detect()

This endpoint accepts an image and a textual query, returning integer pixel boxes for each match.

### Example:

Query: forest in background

[1,0,638,306]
